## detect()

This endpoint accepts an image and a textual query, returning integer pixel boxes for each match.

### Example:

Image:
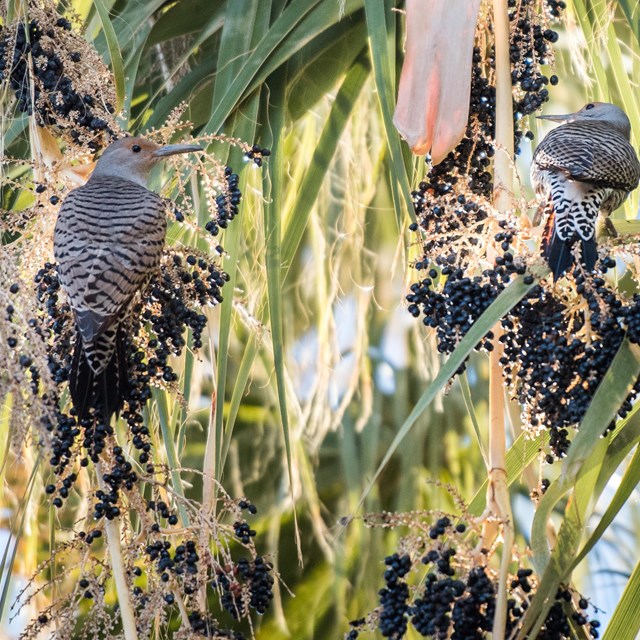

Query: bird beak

[152,143,203,157]
[536,113,574,123]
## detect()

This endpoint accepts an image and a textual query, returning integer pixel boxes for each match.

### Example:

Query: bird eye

[132,144,142,153]
[585,103,595,110]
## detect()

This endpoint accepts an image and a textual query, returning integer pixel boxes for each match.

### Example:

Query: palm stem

[489,0,515,636]
[97,461,138,640]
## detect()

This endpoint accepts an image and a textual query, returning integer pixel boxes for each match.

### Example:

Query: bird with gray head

[54,136,202,421]
[531,101,640,279]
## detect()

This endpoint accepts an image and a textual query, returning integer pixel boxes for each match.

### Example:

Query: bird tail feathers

[580,236,598,273]
[70,329,128,422]
[542,206,598,281]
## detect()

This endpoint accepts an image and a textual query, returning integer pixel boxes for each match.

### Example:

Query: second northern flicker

[531,102,640,279]
[53,136,201,421]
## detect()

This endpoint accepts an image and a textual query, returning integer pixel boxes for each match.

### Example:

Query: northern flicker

[53,136,201,421]
[531,102,640,279]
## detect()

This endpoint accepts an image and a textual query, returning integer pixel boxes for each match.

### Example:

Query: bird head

[537,102,632,138]
[91,136,203,186]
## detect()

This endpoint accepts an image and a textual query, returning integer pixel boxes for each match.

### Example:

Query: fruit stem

[97,461,139,640]
[488,0,515,637]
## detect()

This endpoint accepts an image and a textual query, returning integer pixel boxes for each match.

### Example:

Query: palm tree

[1,0,640,638]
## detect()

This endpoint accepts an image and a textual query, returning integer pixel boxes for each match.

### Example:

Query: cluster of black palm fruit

[546,0,567,20]
[77,559,246,639]
[244,144,271,167]
[407,45,496,329]
[214,556,275,620]
[209,503,274,619]
[4,283,47,394]
[501,259,640,459]
[348,516,600,639]
[187,613,246,640]
[509,0,565,153]
[233,520,257,544]
[407,50,531,362]
[146,538,200,596]
[378,553,411,638]
[129,501,272,633]
[622,296,640,345]
[410,45,495,258]
[205,167,243,236]
[139,250,228,354]
[0,17,115,145]
[422,46,496,203]
[507,574,601,639]
[406,222,526,372]
[409,191,489,262]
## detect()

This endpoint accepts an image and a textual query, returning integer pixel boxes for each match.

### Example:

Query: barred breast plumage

[531,102,640,279]
[53,136,202,421]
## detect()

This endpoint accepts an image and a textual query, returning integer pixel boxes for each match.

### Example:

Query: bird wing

[54,178,167,344]
[533,122,640,192]
[70,245,152,341]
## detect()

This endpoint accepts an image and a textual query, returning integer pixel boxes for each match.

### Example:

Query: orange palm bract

[393,0,482,164]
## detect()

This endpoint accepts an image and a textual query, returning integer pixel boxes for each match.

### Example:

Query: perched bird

[531,102,640,279]
[53,136,202,421]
